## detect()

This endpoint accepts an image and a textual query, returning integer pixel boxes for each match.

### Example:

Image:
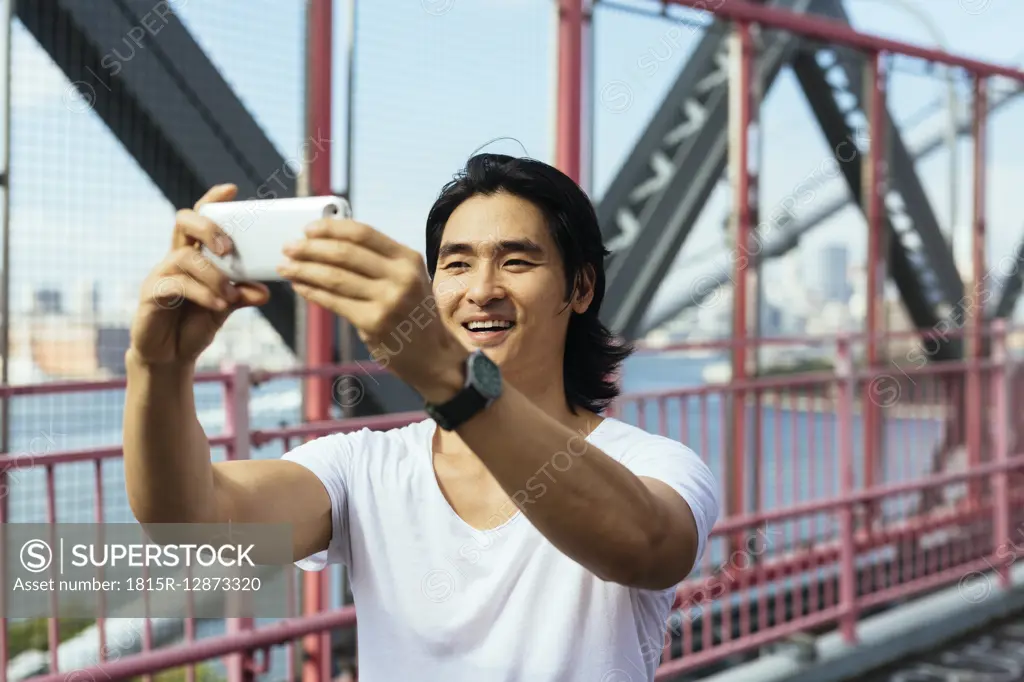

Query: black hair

[425,153,633,415]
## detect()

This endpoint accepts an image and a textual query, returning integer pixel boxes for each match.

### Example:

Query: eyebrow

[438,239,546,260]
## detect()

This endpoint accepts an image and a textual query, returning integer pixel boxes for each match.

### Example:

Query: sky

[3,0,1024,326]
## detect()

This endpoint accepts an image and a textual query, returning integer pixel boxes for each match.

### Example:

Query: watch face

[469,351,502,399]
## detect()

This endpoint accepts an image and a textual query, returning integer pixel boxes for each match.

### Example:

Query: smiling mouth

[462,319,516,342]
[462,320,516,339]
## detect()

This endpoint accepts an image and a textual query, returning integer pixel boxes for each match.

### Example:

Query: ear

[572,265,596,314]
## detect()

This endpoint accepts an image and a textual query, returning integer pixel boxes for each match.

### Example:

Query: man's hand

[129,183,270,368]
[277,219,468,402]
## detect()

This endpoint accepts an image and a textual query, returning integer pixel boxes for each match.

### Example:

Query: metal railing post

[304,0,336,679]
[726,18,755,558]
[835,335,858,643]
[991,320,1011,588]
[967,75,988,506]
[223,363,255,682]
[863,50,888,530]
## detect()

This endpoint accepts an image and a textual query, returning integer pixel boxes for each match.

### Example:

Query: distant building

[820,244,851,304]
[97,326,131,375]
[759,302,783,336]
[73,280,100,318]
[33,288,63,315]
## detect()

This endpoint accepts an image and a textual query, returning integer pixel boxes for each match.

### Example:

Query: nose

[465,263,505,307]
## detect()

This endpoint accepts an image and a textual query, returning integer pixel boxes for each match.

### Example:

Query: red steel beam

[971,77,987,360]
[225,370,256,682]
[303,0,334,680]
[305,0,335,407]
[557,0,584,181]
[836,337,857,643]
[728,21,754,557]
[863,52,886,528]
[664,0,1024,81]
[967,77,987,503]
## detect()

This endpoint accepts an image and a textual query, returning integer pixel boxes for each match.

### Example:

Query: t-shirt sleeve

[619,437,720,575]
[280,428,366,571]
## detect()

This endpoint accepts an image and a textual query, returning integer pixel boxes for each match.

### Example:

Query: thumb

[233,282,271,308]
[213,282,270,324]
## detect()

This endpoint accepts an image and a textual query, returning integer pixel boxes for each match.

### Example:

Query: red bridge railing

[1,323,1021,682]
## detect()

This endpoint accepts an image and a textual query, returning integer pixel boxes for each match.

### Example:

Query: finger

[172,247,242,305]
[283,237,390,279]
[225,282,271,310]
[172,184,237,250]
[194,183,238,211]
[303,219,405,260]
[278,259,376,300]
[292,282,376,326]
[145,273,229,312]
[174,209,234,255]
[234,280,268,301]
[235,281,271,307]
[209,282,271,325]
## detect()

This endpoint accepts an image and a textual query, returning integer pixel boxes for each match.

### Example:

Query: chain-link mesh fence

[2,1,554,679]
[6,0,1024,680]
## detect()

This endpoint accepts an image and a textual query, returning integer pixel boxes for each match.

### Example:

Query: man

[123,153,720,681]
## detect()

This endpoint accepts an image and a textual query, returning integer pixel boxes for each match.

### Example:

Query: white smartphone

[198,195,352,282]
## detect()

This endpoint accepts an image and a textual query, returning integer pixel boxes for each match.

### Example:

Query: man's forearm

[122,350,219,524]
[454,385,670,584]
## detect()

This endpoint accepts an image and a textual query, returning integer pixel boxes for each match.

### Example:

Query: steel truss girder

[599,0,818,338]
[16,0,298,351]
[600,0,965,359]
[788,3,963,360]
[636,83,1024,334]
[795,55,962,357]
[993,237,1024,319]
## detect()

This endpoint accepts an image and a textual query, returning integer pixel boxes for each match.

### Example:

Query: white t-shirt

[282,416,720,682]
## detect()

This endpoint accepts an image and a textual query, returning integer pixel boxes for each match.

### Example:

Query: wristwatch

[424,350,503,431]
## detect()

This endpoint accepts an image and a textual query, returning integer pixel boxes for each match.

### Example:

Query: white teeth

[467,320,513,331]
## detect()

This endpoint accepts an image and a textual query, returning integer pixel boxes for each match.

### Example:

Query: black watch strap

[424,350,502,431]
[425,384,488,431]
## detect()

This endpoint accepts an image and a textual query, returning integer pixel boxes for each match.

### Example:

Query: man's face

[432,192,584,374]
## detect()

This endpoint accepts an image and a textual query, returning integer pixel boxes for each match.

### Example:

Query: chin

[482,346,509,363]
[463,339,511,364]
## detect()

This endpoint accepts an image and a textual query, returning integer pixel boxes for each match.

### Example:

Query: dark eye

[505,259,533,267]
[443,261,469,270]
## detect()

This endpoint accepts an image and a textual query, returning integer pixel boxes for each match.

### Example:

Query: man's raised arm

[122,183,333,562]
